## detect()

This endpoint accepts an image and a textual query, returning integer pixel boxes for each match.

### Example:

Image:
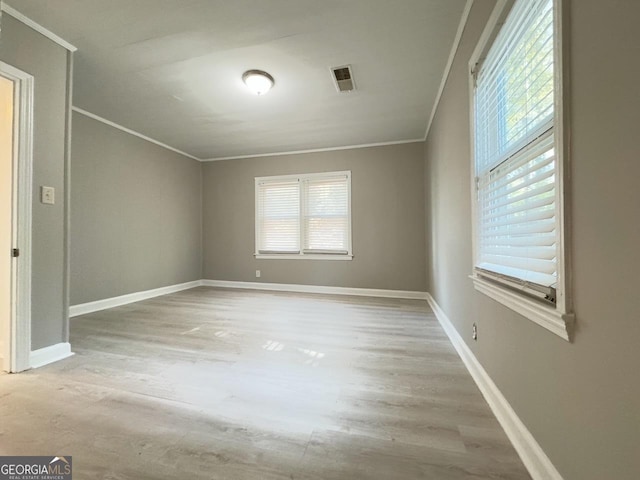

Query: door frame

[1,61,33,373]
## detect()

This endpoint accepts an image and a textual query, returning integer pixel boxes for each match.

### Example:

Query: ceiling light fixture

[242,70,274,95]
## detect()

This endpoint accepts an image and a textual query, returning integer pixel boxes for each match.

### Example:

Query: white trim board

[425,293,564,480]
[72,110,424,164]
[1,4,77,52]
[471,275,572,341]
[70,280,428,318]
[71,107,202,162]
[424,0,474,141]
[202,139,424,162]
[69,280,203,317]
[1,61,34,373]
[30,342,73,369]
[202,279,428,300]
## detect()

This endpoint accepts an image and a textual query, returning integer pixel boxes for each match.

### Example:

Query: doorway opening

[1,61,33,373]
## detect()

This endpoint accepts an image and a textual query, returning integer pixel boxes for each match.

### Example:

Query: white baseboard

[425,293,563,480]
[30,342,74,369]
[70,280,203,317]
[202,279,428,300]
[70,279,427,318]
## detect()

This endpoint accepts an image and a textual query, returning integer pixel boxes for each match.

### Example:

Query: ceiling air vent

[331,65,356,93]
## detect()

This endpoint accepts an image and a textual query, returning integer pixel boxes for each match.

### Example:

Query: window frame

[254,171,353,261]
[468,0,574,340]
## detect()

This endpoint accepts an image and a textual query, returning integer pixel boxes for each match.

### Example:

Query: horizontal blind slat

[483,211,555,229]
[481,218,555,237]
[477,263,557,288]
[482,231,556,247]
[482,245,556,260]
[480,254,556,275]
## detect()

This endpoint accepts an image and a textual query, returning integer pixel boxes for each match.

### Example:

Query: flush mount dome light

[242,70,274,95]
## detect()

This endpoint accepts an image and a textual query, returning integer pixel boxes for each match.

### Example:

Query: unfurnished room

[0,1,638,479]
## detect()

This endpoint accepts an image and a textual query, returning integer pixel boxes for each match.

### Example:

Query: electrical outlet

[41,186,55,205]
[472,323,478,341]
[256,270,261,278]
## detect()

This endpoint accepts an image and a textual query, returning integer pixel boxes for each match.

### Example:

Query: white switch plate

[256,270,261,278]
[41,186,55,205]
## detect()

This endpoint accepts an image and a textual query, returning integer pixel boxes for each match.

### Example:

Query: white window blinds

[474,0,557,299]
[256,181,300,253]
[475,0,554,173]
[303,175,350,253]
[255,171,351,257]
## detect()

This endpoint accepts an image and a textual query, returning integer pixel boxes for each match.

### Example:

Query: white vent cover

[331,65,356,93]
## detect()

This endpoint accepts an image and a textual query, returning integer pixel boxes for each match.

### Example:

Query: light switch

[41,186,55,205]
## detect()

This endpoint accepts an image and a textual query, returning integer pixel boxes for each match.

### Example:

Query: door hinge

[11,248,20,258]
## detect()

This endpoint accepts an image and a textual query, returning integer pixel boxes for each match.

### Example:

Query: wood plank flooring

[0,287,530,479]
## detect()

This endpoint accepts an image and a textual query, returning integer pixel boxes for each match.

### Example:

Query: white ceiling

[10,0,467,160]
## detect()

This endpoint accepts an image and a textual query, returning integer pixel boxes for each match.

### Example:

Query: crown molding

[1,3,77,52]
[72,107,202,161]
[424,0,474,141]
[203,138,424,162]
[74,106,423,163]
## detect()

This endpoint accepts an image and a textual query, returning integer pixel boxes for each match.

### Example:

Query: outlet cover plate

[41,186,55,205]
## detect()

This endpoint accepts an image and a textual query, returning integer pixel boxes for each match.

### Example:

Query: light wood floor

[0,287,530,479]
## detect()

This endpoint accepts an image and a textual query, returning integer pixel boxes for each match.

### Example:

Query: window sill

[255,254,353,261]
[470,274,574,341]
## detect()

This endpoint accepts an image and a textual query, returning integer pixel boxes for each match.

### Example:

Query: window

[470,0,574,339]
[255,171,352,260]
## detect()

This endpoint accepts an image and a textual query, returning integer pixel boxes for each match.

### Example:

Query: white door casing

[0,61,33,373]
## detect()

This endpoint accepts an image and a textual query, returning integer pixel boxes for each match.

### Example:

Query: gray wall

[70,113,202,305]
[424,1,640,479]
[203,143,427,292]
[0,15,71,350]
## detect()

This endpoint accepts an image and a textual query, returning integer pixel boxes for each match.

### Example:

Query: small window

[470,0,574,339]
[255,171,352,260]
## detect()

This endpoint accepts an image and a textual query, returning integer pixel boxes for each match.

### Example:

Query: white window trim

[255,254,353,261]
[468,0,574,341]
[254,171,353,260]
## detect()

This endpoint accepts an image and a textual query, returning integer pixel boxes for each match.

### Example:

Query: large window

[255,171,352,260]
[470,0,573,339]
